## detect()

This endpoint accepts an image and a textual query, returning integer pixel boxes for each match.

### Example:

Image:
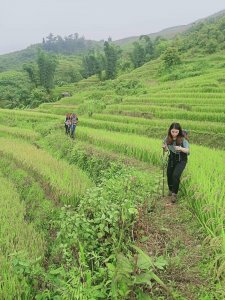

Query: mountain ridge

[114,9,225,46]
[1,9,225,58]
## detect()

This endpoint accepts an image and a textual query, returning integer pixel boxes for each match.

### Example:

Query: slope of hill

[114,25,189,47]
[0,37,102,72]
[115,9,225,46]
[0,25,225,298]
[0,45,39,72]
[35,49,225,287]
[0,47,224,297]
[1,8,225,72]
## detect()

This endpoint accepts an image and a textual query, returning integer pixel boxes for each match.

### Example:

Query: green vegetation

[0,71,32,108]
[0,10,225,299]
[0,172,45,299]
[0,113,160,298]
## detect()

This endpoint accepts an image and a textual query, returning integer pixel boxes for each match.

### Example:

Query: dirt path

[136,195,217,300]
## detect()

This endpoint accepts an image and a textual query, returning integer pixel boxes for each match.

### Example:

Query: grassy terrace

[35,50,225,282]
[0,172,45,299]
[0,137,93,205]
[1,49,225,298]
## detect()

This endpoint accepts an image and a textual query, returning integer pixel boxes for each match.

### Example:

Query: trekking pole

[162,148,165,197]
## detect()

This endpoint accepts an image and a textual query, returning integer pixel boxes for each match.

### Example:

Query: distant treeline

[81,15,225,80]
[1,15,225,109]
[42,33,102,55]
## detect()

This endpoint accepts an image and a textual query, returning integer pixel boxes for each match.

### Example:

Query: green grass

[0,137,93,205]
[0,44,225,297]
[0,171,45,299]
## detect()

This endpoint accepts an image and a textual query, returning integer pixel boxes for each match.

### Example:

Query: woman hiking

[65,113,71,135]
[162,122,190,203]
[70,113,78,139]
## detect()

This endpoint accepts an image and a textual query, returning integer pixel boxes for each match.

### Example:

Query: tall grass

[0,124,40,141]
[0,172,45,299]
[76,126,225,269]
[0,137,93,205]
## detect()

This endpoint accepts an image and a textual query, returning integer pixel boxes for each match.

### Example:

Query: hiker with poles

[65,113,71,135]
[162,122,190,203]
[70,113,79,139]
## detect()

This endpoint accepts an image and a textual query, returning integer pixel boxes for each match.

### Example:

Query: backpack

[71,114,78,125]
[182,129,189,141]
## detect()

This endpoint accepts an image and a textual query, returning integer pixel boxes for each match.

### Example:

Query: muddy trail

[135,194,222,300]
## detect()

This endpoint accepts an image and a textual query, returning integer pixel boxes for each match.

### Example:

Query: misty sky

[0,0,225,55]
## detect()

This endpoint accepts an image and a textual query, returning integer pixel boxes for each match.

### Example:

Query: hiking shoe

[171,193,177,203]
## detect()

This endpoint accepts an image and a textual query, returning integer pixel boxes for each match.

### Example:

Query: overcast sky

[0,0,225,55]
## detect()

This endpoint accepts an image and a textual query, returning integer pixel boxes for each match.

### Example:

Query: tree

[42,33,89,55]
[153,36,168,58]
[82,52,97,78]
[95,52,105,80]
[205,39,218,54]
[82,50,104,79]
[23,63,39,87]
[130,42,145,68]
[140,35,154,60]
[104,41,121,79]
[130,36,154,69]
[28,87,50,108]
[161,47,181,69]
[37,50,57,92]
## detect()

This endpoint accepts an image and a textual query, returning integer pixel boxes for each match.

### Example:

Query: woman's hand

[174,145,182,152]
[162,144,168,151]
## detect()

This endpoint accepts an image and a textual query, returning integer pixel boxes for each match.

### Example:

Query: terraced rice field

[0,53,225,299]
[37,59,225,287]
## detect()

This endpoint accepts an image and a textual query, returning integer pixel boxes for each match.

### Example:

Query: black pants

[167,159,187,194]
[65,125,70,135]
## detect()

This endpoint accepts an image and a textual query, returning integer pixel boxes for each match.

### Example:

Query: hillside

[114,25,189,47]
[0,36,102,72]
[0,9,225,299]
[35,48,225,294]
[115,9,225,46]
[0,45,39,72]
[1,9,225,111]
[0,46,224,298]
[38,49,225,149]
[1,8,225,72]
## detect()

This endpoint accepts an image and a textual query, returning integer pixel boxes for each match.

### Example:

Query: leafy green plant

[109,246,170,299]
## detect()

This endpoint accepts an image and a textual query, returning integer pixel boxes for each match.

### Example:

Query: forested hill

[1,9,225,110]
[0,34,103,72]
[0,8,225,299]
[1,8,225,72]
